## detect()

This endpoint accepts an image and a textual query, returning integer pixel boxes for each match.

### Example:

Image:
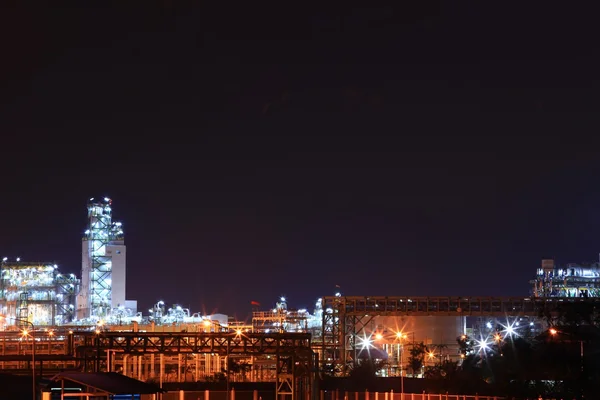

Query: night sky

[1,3,599,319]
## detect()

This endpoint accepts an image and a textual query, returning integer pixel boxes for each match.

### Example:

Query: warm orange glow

[549,328,558,336]
[21,329,29,336]
[95,329,101,334]
[235,329,242,336]
[494,333,502,342]
[203,320,211,327]
[375,333,383,340]
[428,351,435,359]
[48,330,54,336]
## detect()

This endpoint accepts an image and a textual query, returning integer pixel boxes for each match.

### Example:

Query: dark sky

[1,3,599,319]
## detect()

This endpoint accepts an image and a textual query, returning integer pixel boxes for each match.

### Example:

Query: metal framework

[0,330,314,400]
[321,295,600,374]
[0,261,79,326]
[17,292,29,324]
[82,197,124,318]
[55,273,78,324]
[76,331,313,400]
[253,311,309,333]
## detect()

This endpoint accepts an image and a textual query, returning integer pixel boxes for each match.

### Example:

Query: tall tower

[77,197,126,320]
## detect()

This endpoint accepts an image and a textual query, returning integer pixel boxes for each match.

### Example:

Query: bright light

[501,320,519,338]
[203,320,211,327]
[475,339,490,352]
[235,329,242,336]
[2,257,6,262]
[22,329,28,336]
[375,333,383,340]
[280,297,286,302]
[48,331,54,336]
[486,322,492,329]
[357,335,373,350]
[549,328,558,336]
[428,351,435,359]
[335,292,341,297]
[396,331,404,339]
[494,333,502,342]
[53,264,58,269]
[16,257,20,262]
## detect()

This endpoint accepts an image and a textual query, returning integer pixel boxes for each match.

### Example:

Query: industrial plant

[0,260,78,326]
[1,196,598,398]
[531,257,600,298]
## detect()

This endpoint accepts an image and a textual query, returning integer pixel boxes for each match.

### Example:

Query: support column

[178,353,182,382]
[123,355,128,377]
[132,356,138,378]
[150,353,155,378]
[160,354,164,389]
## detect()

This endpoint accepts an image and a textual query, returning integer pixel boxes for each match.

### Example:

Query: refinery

[1,196,600,393]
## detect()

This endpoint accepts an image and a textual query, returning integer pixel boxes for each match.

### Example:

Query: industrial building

[531,257,600,298]
[0,259,79,326]
[76,197,137,322]
[0,197,138,328]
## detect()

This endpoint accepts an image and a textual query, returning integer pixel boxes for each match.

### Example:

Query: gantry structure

[320,295,600,374]
[0,329,314,400]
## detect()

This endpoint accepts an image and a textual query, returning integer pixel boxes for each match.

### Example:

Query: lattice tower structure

[0,261,79,326]
[79,197,125,320]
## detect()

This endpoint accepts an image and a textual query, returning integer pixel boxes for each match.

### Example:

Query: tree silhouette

[407,342,427,377]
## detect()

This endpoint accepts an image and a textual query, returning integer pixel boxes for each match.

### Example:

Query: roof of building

[50,372,164,395]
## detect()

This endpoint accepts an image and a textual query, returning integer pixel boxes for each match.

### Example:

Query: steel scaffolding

[82,197,124,318]
[0,261,79,326]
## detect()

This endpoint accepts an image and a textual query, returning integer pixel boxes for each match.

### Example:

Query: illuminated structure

[252,297,312,333]
[531,258,600,298]
[0,259,78,326]
[77,197,131,320]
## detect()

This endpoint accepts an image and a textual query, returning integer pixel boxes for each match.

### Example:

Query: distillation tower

[76,197,127,320]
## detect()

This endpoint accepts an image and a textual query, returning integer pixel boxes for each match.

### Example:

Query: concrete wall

[107,242,126,309]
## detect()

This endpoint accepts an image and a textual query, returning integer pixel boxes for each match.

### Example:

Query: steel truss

[84,198,123,318]
[321,295,600,374]
[76,331,313,400]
